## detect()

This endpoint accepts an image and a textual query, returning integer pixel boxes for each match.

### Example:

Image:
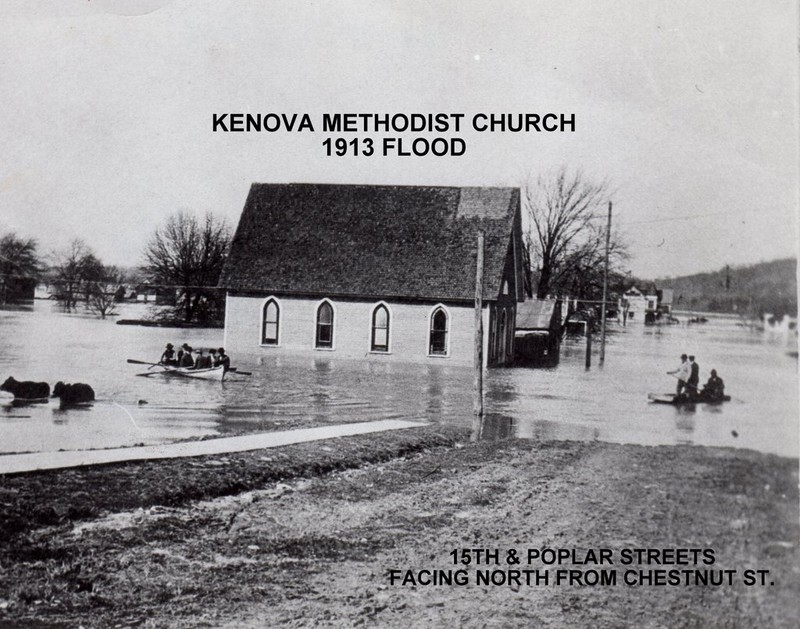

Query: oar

[228,368,252,376]
[667,373,699,392]
[127,359,163,367]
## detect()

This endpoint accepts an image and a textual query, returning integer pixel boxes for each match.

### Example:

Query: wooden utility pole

[585,325,592,369]
[473,231,485,421]
[599,201,612,365]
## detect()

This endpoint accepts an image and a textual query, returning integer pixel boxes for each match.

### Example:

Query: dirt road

[1,434,797,627]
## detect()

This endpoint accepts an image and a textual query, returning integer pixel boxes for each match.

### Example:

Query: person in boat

[193,348,213,369]
[701,369,725,402]
[215,347,231,372]
[687,355,700,398]
[209,348,218,366]
[159,343,177,366]
[667,354,690,396]
[179,344,195,368]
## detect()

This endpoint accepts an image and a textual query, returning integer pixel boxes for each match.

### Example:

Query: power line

[587,204,792,225]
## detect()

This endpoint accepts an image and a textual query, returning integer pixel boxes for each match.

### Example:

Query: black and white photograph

[0,0,797,626]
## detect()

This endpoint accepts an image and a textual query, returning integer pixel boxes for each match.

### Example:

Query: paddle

[129,359,252,376]
[666,373,699,392]
[127,359,164,367]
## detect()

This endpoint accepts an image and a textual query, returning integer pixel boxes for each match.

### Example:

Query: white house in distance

[620,286,658,323]
[219,183,526,366]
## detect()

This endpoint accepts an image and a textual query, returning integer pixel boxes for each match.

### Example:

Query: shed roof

[516,298,558,330]
[220,183,520,302]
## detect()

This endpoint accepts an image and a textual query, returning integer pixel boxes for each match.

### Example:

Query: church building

[219,183,526,366]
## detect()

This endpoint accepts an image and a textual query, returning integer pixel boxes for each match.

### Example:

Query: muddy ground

[0,428,798,627]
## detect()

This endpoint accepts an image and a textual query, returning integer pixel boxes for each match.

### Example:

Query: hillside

[655,258,797,317]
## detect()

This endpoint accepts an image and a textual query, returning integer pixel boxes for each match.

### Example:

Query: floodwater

[0,301,797,458]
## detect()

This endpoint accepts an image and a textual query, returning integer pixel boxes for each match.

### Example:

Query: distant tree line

[1,209,232,325]
[655,259,797,319]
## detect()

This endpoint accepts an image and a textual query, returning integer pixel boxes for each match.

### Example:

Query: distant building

[135,282,176,305]
[620,285,661,324]
[657,288,674,315]
[220,183,527,366]
[620,286,646,322]
[643,291,659,324]
[0,276,36,302]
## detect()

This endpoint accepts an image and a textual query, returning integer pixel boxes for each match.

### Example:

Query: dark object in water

[648,392,731,405]
[138,399,149,405]
[116,319,222,329]
[1,376,50,401]
[52,381,95,407]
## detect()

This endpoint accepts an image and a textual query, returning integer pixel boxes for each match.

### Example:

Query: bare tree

[143,211,231,323]
[51,239,99,311]
[556,223,630,301]
[524,167,626,299]
[87,265,125,319]
[0,233,40,303]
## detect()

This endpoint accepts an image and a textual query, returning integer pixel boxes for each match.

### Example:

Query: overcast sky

[0,0,797,279]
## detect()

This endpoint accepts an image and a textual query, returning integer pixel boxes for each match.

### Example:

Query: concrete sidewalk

[0,419,427,475]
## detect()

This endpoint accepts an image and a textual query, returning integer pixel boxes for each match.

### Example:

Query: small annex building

[219,183,526,366]
[514,298,562,366]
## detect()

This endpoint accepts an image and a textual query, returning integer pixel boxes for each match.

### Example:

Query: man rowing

[667,354,690,396]
[159,343,177,366]
[214,347,231,373]
[687,355,700,394]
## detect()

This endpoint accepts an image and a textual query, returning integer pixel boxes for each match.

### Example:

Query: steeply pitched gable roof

[220,183,520,302]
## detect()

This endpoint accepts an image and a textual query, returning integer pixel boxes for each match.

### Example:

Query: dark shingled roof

[220,183,521,302]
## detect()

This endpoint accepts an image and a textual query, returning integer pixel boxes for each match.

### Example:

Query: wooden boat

[127,359,246,381]
[137,364,226,381]
[648,393,730,406]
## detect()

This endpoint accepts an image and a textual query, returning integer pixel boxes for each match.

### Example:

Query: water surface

[0,302,796,457]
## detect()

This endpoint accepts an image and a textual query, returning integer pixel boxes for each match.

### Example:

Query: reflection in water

[0,301,797,457]
[311,358,332,422]
[486,373,518,405]
[674,414,696,434]
[425,364,443,420]
[675,404,697,417]
[475,414,515,441]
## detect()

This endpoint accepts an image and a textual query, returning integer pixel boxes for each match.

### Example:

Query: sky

[0,0,797,279]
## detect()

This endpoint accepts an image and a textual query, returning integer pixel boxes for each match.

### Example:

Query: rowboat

[648,393,731,406]
[138,364,226,381]
[127,358,249,381]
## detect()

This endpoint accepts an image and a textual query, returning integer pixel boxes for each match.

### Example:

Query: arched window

[371,304,390,352]
[429,307,449,356]
[261,299,279,345]
[315,301,334,348]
